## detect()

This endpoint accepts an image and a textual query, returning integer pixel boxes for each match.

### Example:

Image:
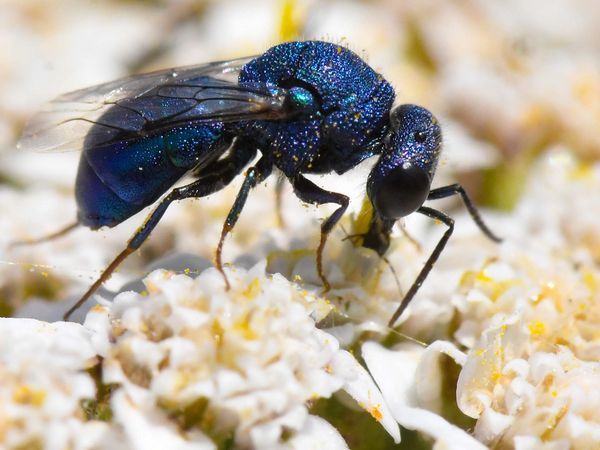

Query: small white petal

[514,436,570,450]
[565,413,600,443]
[362,341,420,409]
[334,349,400,443]
[473,408,514,443]
[502,359,529,379]
[415,341,467,412]
[249,405,308,449]
[112,390,215,450]
[83,306,112,357]
[394,406,487,450]
[287,415,349,450]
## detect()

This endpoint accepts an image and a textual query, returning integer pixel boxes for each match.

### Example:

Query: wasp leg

[63,147,255,321]
[9,222,79,248]
[427,184,501,243]
[215,156,272,289]
[388,206,453,328]
[291,175,349,293]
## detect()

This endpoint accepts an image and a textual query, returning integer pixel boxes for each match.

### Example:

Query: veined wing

[18,57,293,152]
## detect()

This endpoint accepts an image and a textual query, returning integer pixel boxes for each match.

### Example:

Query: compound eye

[414,130,427,143]
[370,162,431,219]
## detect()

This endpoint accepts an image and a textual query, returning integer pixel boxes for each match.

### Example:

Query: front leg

[291,175,349,292]
[428,184,501,242]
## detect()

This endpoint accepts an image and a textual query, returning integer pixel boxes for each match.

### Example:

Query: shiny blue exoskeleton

[20,40,500,323]
[76,41,396,228]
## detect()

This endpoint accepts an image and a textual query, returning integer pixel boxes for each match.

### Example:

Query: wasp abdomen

[76,123,229,228]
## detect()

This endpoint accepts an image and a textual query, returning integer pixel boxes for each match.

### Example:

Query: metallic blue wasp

[19,40,500,323]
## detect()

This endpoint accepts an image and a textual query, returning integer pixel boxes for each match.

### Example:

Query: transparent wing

[18,57,291,152]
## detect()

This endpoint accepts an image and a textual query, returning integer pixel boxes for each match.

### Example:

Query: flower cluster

[360,151,600,449]
[85,264,398,449]
[0,318,120,450]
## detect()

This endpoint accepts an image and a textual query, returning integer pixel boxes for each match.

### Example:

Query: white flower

[363,341,486,449]
[357,150,600,449]
[85,263,399,448]
[0,318,124,450]
[438,153,600,448]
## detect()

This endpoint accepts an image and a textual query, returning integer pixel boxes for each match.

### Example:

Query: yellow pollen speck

[491,371,501,383]
[569,163,593,180]
[551,390,558,398]
[459,270,477,288]
[184,268,191,275]
[474,348,485,357]
[242,278,261,299]
[369,404,383,421]
[528,320,546,336]
[336,46,342,54]
[41,271,48,278]
[572,72,599,107]
[554,336,569,346]
[173,372,192,391]
[542,374,555,391]
[476,269,493,283]
[520,103,549,129]
[233,313,258,340]
[145,280,161,294]
[541,402,570,440]
[583,270,597,291]
[212,319,224,344]
[13,385,46,407]
[92,304,106,313]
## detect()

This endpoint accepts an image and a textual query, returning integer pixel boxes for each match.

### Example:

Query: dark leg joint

[428,183,501,243]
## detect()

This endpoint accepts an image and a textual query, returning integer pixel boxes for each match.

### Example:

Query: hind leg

[63,145,256,320]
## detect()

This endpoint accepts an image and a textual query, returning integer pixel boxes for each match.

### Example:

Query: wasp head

[367,104,442,220]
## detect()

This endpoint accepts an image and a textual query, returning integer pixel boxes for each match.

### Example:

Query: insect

[18,40,500,324]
